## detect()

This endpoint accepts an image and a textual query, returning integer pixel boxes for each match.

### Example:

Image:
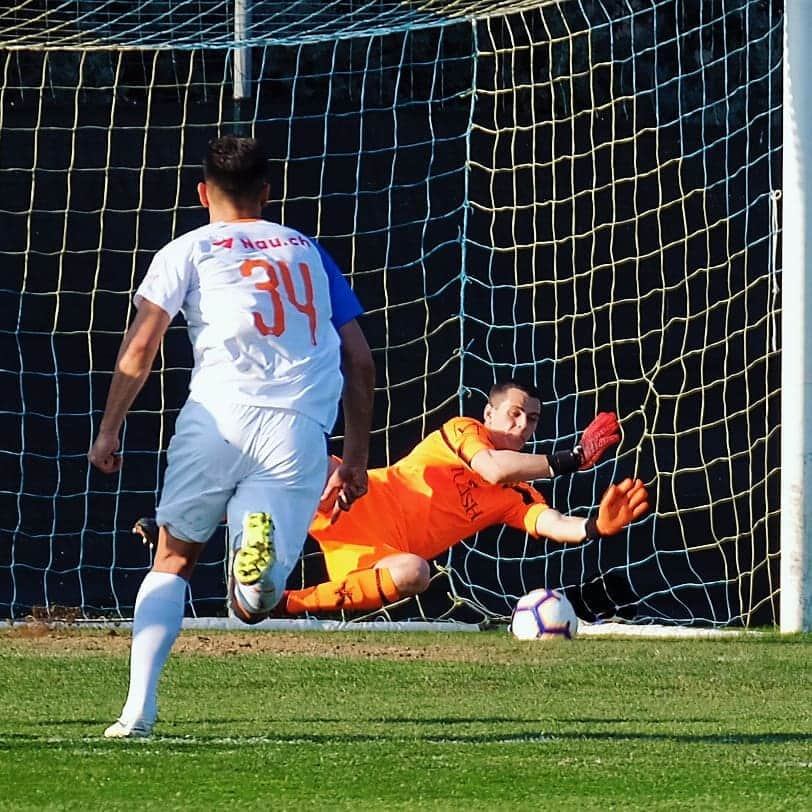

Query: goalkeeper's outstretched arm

[534,477,650,543]
[471,411,622,484]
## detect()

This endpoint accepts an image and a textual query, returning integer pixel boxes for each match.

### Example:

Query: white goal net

[0,0,782,627]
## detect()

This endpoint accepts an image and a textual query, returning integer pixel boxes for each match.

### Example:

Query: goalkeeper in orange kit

[136,380,649,622]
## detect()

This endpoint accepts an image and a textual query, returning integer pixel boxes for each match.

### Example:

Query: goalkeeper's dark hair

[489,379,541,403]
[203,135,269,201]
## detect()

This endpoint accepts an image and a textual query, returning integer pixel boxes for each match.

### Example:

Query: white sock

[235,577,279,613]
[119,571,186,724]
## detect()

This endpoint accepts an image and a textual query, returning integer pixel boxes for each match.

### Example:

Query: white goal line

[0,617,756,637]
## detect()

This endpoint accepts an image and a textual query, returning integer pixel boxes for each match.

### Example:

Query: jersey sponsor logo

[212,236,311,250]
[451,466,484,521]
[240,258,318,345]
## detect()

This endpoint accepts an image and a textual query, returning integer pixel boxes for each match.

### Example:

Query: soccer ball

[510,588,579,641]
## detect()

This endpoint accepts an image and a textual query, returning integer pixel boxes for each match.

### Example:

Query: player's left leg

[105,399,245,738]
[105,529,203,739]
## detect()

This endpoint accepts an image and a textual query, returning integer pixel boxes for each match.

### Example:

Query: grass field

[0,626,810,811]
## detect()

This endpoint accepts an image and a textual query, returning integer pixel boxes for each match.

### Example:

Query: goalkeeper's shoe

[103,717,153,739]
[132,516,158,547]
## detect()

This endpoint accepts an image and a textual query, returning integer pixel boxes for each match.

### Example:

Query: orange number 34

[240,259,318,346]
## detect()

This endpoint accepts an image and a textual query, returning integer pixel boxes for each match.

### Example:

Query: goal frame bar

[781,0,812,633]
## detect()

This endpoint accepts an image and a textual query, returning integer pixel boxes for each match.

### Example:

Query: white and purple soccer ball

[510,588,579,640]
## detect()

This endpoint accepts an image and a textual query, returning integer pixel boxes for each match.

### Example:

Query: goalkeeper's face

[483,388,541,451]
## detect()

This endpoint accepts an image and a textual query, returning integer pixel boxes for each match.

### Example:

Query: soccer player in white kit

[88,135,375,738]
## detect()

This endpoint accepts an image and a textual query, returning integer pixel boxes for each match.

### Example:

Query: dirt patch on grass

[0,624,508,662]
[171,633,485,661]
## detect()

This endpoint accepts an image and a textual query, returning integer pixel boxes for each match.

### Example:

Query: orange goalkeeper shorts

[316,537,403,581]
[309,499,406,582]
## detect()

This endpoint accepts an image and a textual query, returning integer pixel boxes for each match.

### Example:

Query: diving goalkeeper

[135,380,649,622]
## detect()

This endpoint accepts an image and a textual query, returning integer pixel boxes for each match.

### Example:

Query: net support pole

[232,0,252,133]
[781,0,812,633]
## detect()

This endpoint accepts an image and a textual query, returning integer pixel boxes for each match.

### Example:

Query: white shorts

[156,398,327,591]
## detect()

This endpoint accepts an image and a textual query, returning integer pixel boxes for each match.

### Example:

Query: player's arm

[337,318,374,472]
[88,299,171,474]
[470,411,621,485]
[471,448,554,484]
[320,318,375,518]
[534,477,650,543]
[316,242,376,517]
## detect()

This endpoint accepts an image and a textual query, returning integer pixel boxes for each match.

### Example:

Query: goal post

[781,0,812,633]
[0,1,791,630]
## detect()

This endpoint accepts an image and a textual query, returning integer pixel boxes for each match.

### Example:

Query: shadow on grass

[2,719,811,749]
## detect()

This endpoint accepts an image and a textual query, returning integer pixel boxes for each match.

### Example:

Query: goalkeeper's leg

[134,523,431,615]
[283,553,430,614]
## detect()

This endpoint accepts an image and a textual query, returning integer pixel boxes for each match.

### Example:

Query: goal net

[0,0,782,627]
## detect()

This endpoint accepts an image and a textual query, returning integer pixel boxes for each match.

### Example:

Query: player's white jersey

[135,219,344,430]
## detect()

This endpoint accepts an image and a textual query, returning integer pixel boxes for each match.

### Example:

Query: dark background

[0,0,782,625]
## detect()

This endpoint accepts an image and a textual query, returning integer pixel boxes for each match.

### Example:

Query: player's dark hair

[489,379,541,403]
[203,136,268,201]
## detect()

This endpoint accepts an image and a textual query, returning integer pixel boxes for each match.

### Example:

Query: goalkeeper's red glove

[584,477,650,539]
[549,411,621,475]
[575,411,620,469]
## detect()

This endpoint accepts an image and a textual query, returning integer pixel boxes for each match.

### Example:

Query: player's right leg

[233,511,275,589]
[226,406,329,624]
[228,509,278,625]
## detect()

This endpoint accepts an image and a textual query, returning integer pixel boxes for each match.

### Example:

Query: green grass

[0,628,810,810]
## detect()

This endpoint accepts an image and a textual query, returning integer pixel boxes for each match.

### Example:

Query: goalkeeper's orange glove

[549,411,621,475]
[584,477,650,539]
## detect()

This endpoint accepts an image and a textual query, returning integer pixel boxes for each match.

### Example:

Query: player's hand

[88,431,122,474]
[595,477,649,535]
[319,462,368,522]
[576,411,621,469]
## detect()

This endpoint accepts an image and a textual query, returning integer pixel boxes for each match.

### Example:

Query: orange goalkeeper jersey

[309,416,549,564]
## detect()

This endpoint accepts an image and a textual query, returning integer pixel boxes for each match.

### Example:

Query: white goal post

[781,0,812,633]
[0,0,799,630]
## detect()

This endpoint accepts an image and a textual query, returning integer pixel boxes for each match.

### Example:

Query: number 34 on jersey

[239,258,319,346]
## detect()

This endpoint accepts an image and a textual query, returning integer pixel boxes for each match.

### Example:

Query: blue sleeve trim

[315,242,364,329]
